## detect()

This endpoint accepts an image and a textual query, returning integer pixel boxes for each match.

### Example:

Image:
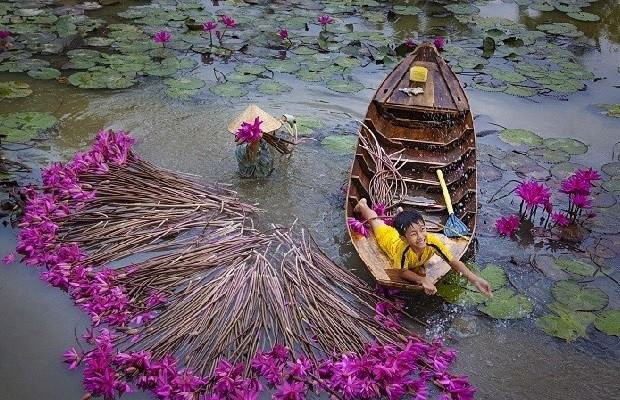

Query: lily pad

[554,256,597,277]
[256,81,292,95]
[27,67,61,80]
[326,79,365,93]
[543,138,588,155]
[393,5,422,15]
[478,288,533,320]
[543,79,585,94]
[566,11,600,22]
[550,161,587,180]
[536,302,595,341]
[551,280,608,311]
[601,177,620,194]
[529,147,570,163]
[503,84,537,97]
[226,72,258,84]
[498,129,543,146]
[296,116,324,136]
[210,82,248,97]
[599,104,620,118]
[601,162,620,177]
[594,310,620,336]
[235,63,266,75]
[321,135,357,155]
[0,81,33,98]
[472,264,507,291]
[164,77,205,90]
[0,112,58,142]
[265,59,301,74]
[445,4,480,15]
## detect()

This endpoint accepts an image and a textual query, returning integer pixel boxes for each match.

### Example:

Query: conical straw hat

[227,104,282,134]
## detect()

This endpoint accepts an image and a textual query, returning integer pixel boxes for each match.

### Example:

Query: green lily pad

[85,37,115,47]
[478,288,533,320]
[226,72,258,84]
[321,135,357,155]
[0,112,58,142]
[543,138,588,155]
[599,104,620,118]
[445,4,480,15]
[210,82,248,97]
[551,280,608,311]
[256,81,292,95]
[27,68,61,80]
[503,84,537,97]
[68,70,135,89]
[536,23,583,37]
[515,63,547,79]
[326,79,365,93]
[265,59,301,74]
[290,46,318,56]
[235,63,267,75]
[601,177,620,194]
[550,162,587,180]
[498,129,543,146]
[334,56,362,69]
[0,81,33,98]
[594,310,620,336]
[601,162,620,177]
[467,264,507,291]
[296,116,324,136]
[554,256,597,277]
[393,5,422,15]
[165,87,201,99]
[530,3,554,12]
[543,79,585,94]
[487,67,527,83]
[536,302,595,341]
[164,77,205,90]
[567,11,600,22]
[529,147,570,163]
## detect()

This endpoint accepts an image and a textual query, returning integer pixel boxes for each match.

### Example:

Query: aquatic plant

[234,116,263,143]
[433,36,445,51]
[202,21,217,46]
[217,15,237,46]
[495,215,520,236]
[495,168,601,239]
[0,30,11,39]
[153,30,172,47]
[405,38,417,49]
[318,15,333,31]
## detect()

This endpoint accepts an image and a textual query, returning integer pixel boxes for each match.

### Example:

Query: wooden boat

[345,43,476,290]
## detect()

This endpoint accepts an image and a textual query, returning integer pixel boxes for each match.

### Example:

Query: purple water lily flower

[219,15,237,28]
[551,212,570,227]
[433,36,445,51]
[495,215,520,236]
[235,117,263,144]
[318,15,333,31]
[278,28,289,40]
[0,30,11,39]
[153,30,172,46]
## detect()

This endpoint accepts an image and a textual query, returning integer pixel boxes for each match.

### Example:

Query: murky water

[1,1,619,399]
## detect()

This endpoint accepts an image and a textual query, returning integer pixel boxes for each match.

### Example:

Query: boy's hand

[421,279,437,295]
[474,277,493,298]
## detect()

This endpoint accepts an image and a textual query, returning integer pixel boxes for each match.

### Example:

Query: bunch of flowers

[216,15,237,45]
[234,116,263,144]
[15,130,151,328]
[63,333,473,400]
[495,168,600,238]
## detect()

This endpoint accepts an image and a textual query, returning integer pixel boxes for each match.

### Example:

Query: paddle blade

[444,214,470,238]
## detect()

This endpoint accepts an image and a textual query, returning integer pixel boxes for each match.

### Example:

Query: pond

[1,0,619,399]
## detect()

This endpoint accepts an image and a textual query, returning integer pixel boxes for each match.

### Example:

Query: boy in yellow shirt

[354,198,492,297]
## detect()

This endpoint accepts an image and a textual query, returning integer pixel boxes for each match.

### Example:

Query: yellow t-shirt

[374,224,453,271]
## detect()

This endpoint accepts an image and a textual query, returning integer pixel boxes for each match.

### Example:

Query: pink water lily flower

[219,15,237,28]
[495,215,520,236]
[2,253,15,265]
[153,30,172,44]
[202,21,217,32]
[235,117,263,144]
[572,194,591,209]
[515,180,551,207]
[551,212,570,227]
[347,217,369,237]
[574,168,600,183]
[278,28,289,40]
[560,175,590,195]
[318,15,333,30]
[0,30,11,39]
[433,36,445,51]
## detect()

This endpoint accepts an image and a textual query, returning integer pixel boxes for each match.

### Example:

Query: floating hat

[227,104,282,134]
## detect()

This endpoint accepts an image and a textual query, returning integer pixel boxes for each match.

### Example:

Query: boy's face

[401,221,427,252]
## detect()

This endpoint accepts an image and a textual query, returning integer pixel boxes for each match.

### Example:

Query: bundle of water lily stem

[16,130,475,400]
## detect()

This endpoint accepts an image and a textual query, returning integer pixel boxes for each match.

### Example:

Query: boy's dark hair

[393,209,424,236]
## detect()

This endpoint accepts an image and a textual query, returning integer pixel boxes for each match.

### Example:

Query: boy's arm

[400,269,437,295]
[448,259,493,297]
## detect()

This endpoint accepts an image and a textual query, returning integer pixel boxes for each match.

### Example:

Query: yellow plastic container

[409,66,428,83]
